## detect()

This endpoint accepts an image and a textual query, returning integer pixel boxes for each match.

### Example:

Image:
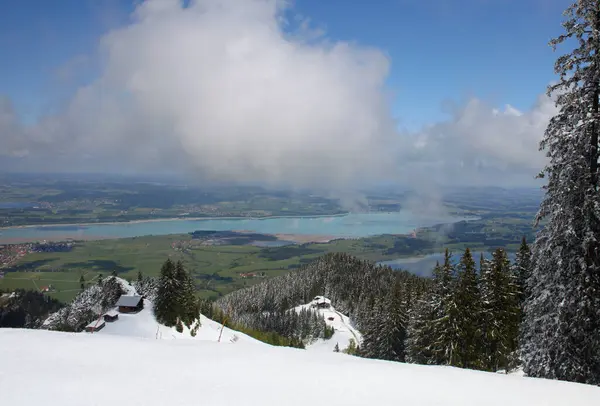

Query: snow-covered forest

[215,244,530,371]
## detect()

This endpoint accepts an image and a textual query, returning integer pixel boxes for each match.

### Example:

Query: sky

[0,0,573,192]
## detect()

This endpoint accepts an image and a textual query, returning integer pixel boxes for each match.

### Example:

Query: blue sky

[0,0,570,187]
[1,0,567,128]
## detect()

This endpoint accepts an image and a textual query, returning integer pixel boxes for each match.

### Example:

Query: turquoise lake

[0,212,472,244]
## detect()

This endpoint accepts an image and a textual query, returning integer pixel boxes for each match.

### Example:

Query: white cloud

[2,0,397,190]
[399,93,556,187]
[0,0,557,191]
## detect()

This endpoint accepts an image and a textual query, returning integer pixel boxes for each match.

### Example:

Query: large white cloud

[398,93,557,187]
[0,0,557,190]
[2,0,397,189]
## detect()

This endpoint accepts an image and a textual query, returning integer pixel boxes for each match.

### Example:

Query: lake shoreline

[0,212,350,231]
[0,212,477,245]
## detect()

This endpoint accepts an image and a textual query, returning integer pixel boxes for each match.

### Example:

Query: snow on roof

[115,295,142,307]
[312,296,331,305]
[86,319,105,329]
[105,310,119,317]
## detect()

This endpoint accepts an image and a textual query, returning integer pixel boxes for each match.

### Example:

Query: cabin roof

[115,295,143,307]
[86,319,105,329]
[105,310,119,317]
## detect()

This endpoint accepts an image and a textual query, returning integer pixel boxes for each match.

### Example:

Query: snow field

[1,328,598,406]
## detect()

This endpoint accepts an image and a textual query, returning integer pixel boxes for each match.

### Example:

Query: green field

[0,208,537,303]
[0,234,386,302]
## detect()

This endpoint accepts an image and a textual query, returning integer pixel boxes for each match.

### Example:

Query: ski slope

[1,328,599,406]
[294,296,362,352]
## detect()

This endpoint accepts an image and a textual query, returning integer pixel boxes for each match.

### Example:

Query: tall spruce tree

[430,249,462,366]
[480,249,520,372]
[522,0,600,384]
[361,281,408,362]
[174,260,199,328]
[454,248,482,369]
[405,288,435,364]
[514,236,532,306]
[153,259,178,326]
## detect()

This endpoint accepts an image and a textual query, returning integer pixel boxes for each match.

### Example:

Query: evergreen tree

[454,248,482,369]
[153,259,178,326]
[137,270,144,284]
[429,249,461,366]
[480,249,520,372]
[405,295,435,364]
[522,1,600,384]
[514,236,532,306]
[406,262,444,365]
[334,343,340,352]
[360,284,407,362]
[174,260,198,328]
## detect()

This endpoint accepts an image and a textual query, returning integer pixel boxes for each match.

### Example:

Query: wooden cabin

[115,295,144,313]
[312,296,332,309]
[85,319,105,333]
[103,310,119,322]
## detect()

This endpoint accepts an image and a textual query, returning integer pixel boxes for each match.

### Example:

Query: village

[0,241,73,274]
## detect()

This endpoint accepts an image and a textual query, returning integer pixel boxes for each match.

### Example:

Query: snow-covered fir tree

[453,248,482,369]
[153,259,179,326]
[427,249,461,366]
[513,237,531,306]
[405,291,435,365]
[406,253,457,366]
[522,0,600,385]
[133,273,158,301]
[480,249,520,372]
[153,259,199,329]
[174,260,199,328]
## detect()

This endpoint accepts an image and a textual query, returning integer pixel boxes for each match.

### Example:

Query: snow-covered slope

[1,328,599,406]
[295,296,362,352]
[44,277,256,344]
[98,298,259,344]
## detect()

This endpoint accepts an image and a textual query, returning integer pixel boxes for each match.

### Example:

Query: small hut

[103,310,119,322]
[312,296,332,309]
[85,319,105,333]
[115,295,144,313]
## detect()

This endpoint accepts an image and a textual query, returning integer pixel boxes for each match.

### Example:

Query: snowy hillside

[2,328,599,406]
[294,296,362,352]
[44,276,257,344]
[98,298,259,344]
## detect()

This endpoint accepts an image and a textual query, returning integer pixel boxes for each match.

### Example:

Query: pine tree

[429,249,461,366]
[406,262,443,365]
[514,236,532,306]
[137,270,144,284]
[454,248,482,369]
[361,283,408,362]
[153,259,178,326]
[480,249,520,372]
[174,260,198,328]
[405,295,434,364]
[334,343,340,352]
[522,0,600,385]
